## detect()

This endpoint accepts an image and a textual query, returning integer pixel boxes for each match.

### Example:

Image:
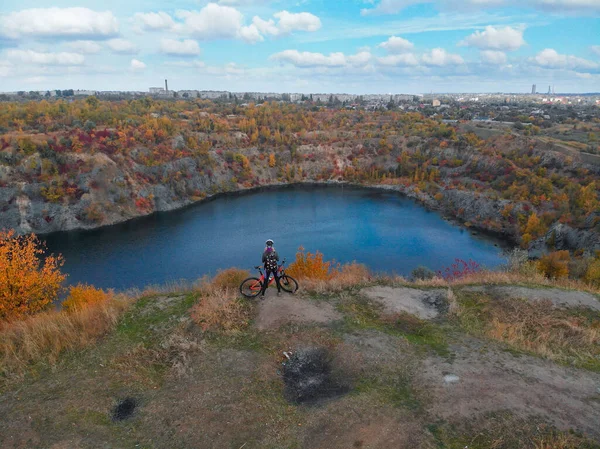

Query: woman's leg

[273,271,282,292]
[261,269,272,296]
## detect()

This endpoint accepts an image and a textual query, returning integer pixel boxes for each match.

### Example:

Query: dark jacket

[262,249,279,270]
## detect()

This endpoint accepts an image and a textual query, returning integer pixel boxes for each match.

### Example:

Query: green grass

[336,294,451,357]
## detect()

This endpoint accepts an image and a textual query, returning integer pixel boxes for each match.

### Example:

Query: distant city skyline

[1,1,599,93]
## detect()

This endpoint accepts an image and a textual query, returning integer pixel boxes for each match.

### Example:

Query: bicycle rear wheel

[280,275,298,293]
[240,277,263,298]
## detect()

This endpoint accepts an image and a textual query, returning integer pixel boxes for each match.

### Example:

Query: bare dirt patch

[361,286,448,319]
[254,294,342,330]
[463,285,600,311]
[420,337,600,439]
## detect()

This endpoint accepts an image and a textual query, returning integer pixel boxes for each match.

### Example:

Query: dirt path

[421,337,600,438]
[254,292,342,330]
[464,285,600,311]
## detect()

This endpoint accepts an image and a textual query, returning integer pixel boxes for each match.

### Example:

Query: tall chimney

[165,79,168,92]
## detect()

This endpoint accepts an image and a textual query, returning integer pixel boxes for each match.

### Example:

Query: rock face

[1,135,598,255]
[530,222,600,257]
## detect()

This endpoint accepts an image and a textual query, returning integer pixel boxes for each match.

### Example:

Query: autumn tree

[0,230,66,321]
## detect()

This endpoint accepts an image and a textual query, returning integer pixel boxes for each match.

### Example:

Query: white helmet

[265,239,274,247]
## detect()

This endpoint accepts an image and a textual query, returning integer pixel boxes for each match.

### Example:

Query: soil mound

[255,295,342,330]
[361,286,448,319]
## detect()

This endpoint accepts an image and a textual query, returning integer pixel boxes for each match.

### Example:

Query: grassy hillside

[1,261,599,449]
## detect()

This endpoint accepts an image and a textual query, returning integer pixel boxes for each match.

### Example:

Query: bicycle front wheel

[240,277,263,298]
[280,275,298,293]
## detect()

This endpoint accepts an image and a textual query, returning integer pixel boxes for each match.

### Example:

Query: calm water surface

[43,186,507,290]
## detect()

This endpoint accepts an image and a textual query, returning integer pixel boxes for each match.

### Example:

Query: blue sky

[1,0,599,93]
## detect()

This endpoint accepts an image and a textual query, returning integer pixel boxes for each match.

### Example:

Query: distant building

[149,87,165,94]
[432,99,441,107]
[531,84,536,94]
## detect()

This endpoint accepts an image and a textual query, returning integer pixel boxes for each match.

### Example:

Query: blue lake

[42,186,507,290]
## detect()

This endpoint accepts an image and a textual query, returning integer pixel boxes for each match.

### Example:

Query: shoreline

[36,180,516,251]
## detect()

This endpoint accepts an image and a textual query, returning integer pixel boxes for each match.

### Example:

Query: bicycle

[239,259,299,298]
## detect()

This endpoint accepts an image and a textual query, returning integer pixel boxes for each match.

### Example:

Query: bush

[212,268,250,290]
[585,258,600,286]
[287,247,336,280]
[0,230,65,322]
[537,251,570,279]
[411,265,435,281]
[62,284,112,313]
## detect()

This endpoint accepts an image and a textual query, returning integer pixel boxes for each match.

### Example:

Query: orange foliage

[537,251,570,279]
[0,230,66,322]
[286,247,336,280]
[62,284,113,313]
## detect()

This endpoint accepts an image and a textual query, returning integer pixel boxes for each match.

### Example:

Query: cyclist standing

[261,239,282,296]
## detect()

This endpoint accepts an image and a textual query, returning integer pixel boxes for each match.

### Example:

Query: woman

[261,239,281,296]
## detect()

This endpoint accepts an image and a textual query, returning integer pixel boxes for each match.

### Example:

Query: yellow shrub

[286,247,336,280]
[0,230,66,322]
[62,284,112,313]
[585,259,600,285]
[537,251,570,279]
[212,268,251,290]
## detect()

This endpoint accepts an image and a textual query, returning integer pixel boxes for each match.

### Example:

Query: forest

[0,97,598,255]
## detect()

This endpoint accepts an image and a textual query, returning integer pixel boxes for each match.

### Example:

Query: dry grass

[0,296,130,381]
[299,262,372,294]
[533,433,588,449]
[408,269,600,296]
[110,324,204,386]
[211,268,251,290]
[453,293,600,370]
[190,282,252,334]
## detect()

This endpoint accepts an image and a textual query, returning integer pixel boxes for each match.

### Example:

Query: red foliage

[437,259,480,281]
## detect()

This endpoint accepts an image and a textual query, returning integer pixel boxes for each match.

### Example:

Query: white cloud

[378,36,414,54]
[535,0,600,11]
[460,26,525,51]
[361,0,600,15]
[239,24,264,43]
[347,51,373,67]
[0,61,13,77]
[361,0,427,16]
[252,16,279,36]
[377,53,420,66]
[66,40,102,54]
[0,7,118,39]
[531,48,598,70]
[422,48,465,66]
[271,49,373,69]
[481,50,507,64]
[160,38,201,56]
[130,59,146,71]
[271,50,347,67]
[133,5,321,44]
[591,46,600,57]
[249,11,321,39]
[273,11,321,34]
[133,12,175,31]
[107,38,138,54]
[176,4,244,40]
[6,49,85,65]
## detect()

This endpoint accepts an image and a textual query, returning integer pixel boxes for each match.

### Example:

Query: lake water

[42,186,507,290]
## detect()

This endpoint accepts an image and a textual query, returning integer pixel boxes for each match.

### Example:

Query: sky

[0,0,599,94]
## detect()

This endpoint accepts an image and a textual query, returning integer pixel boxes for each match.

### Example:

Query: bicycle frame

[250,262,286,292]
